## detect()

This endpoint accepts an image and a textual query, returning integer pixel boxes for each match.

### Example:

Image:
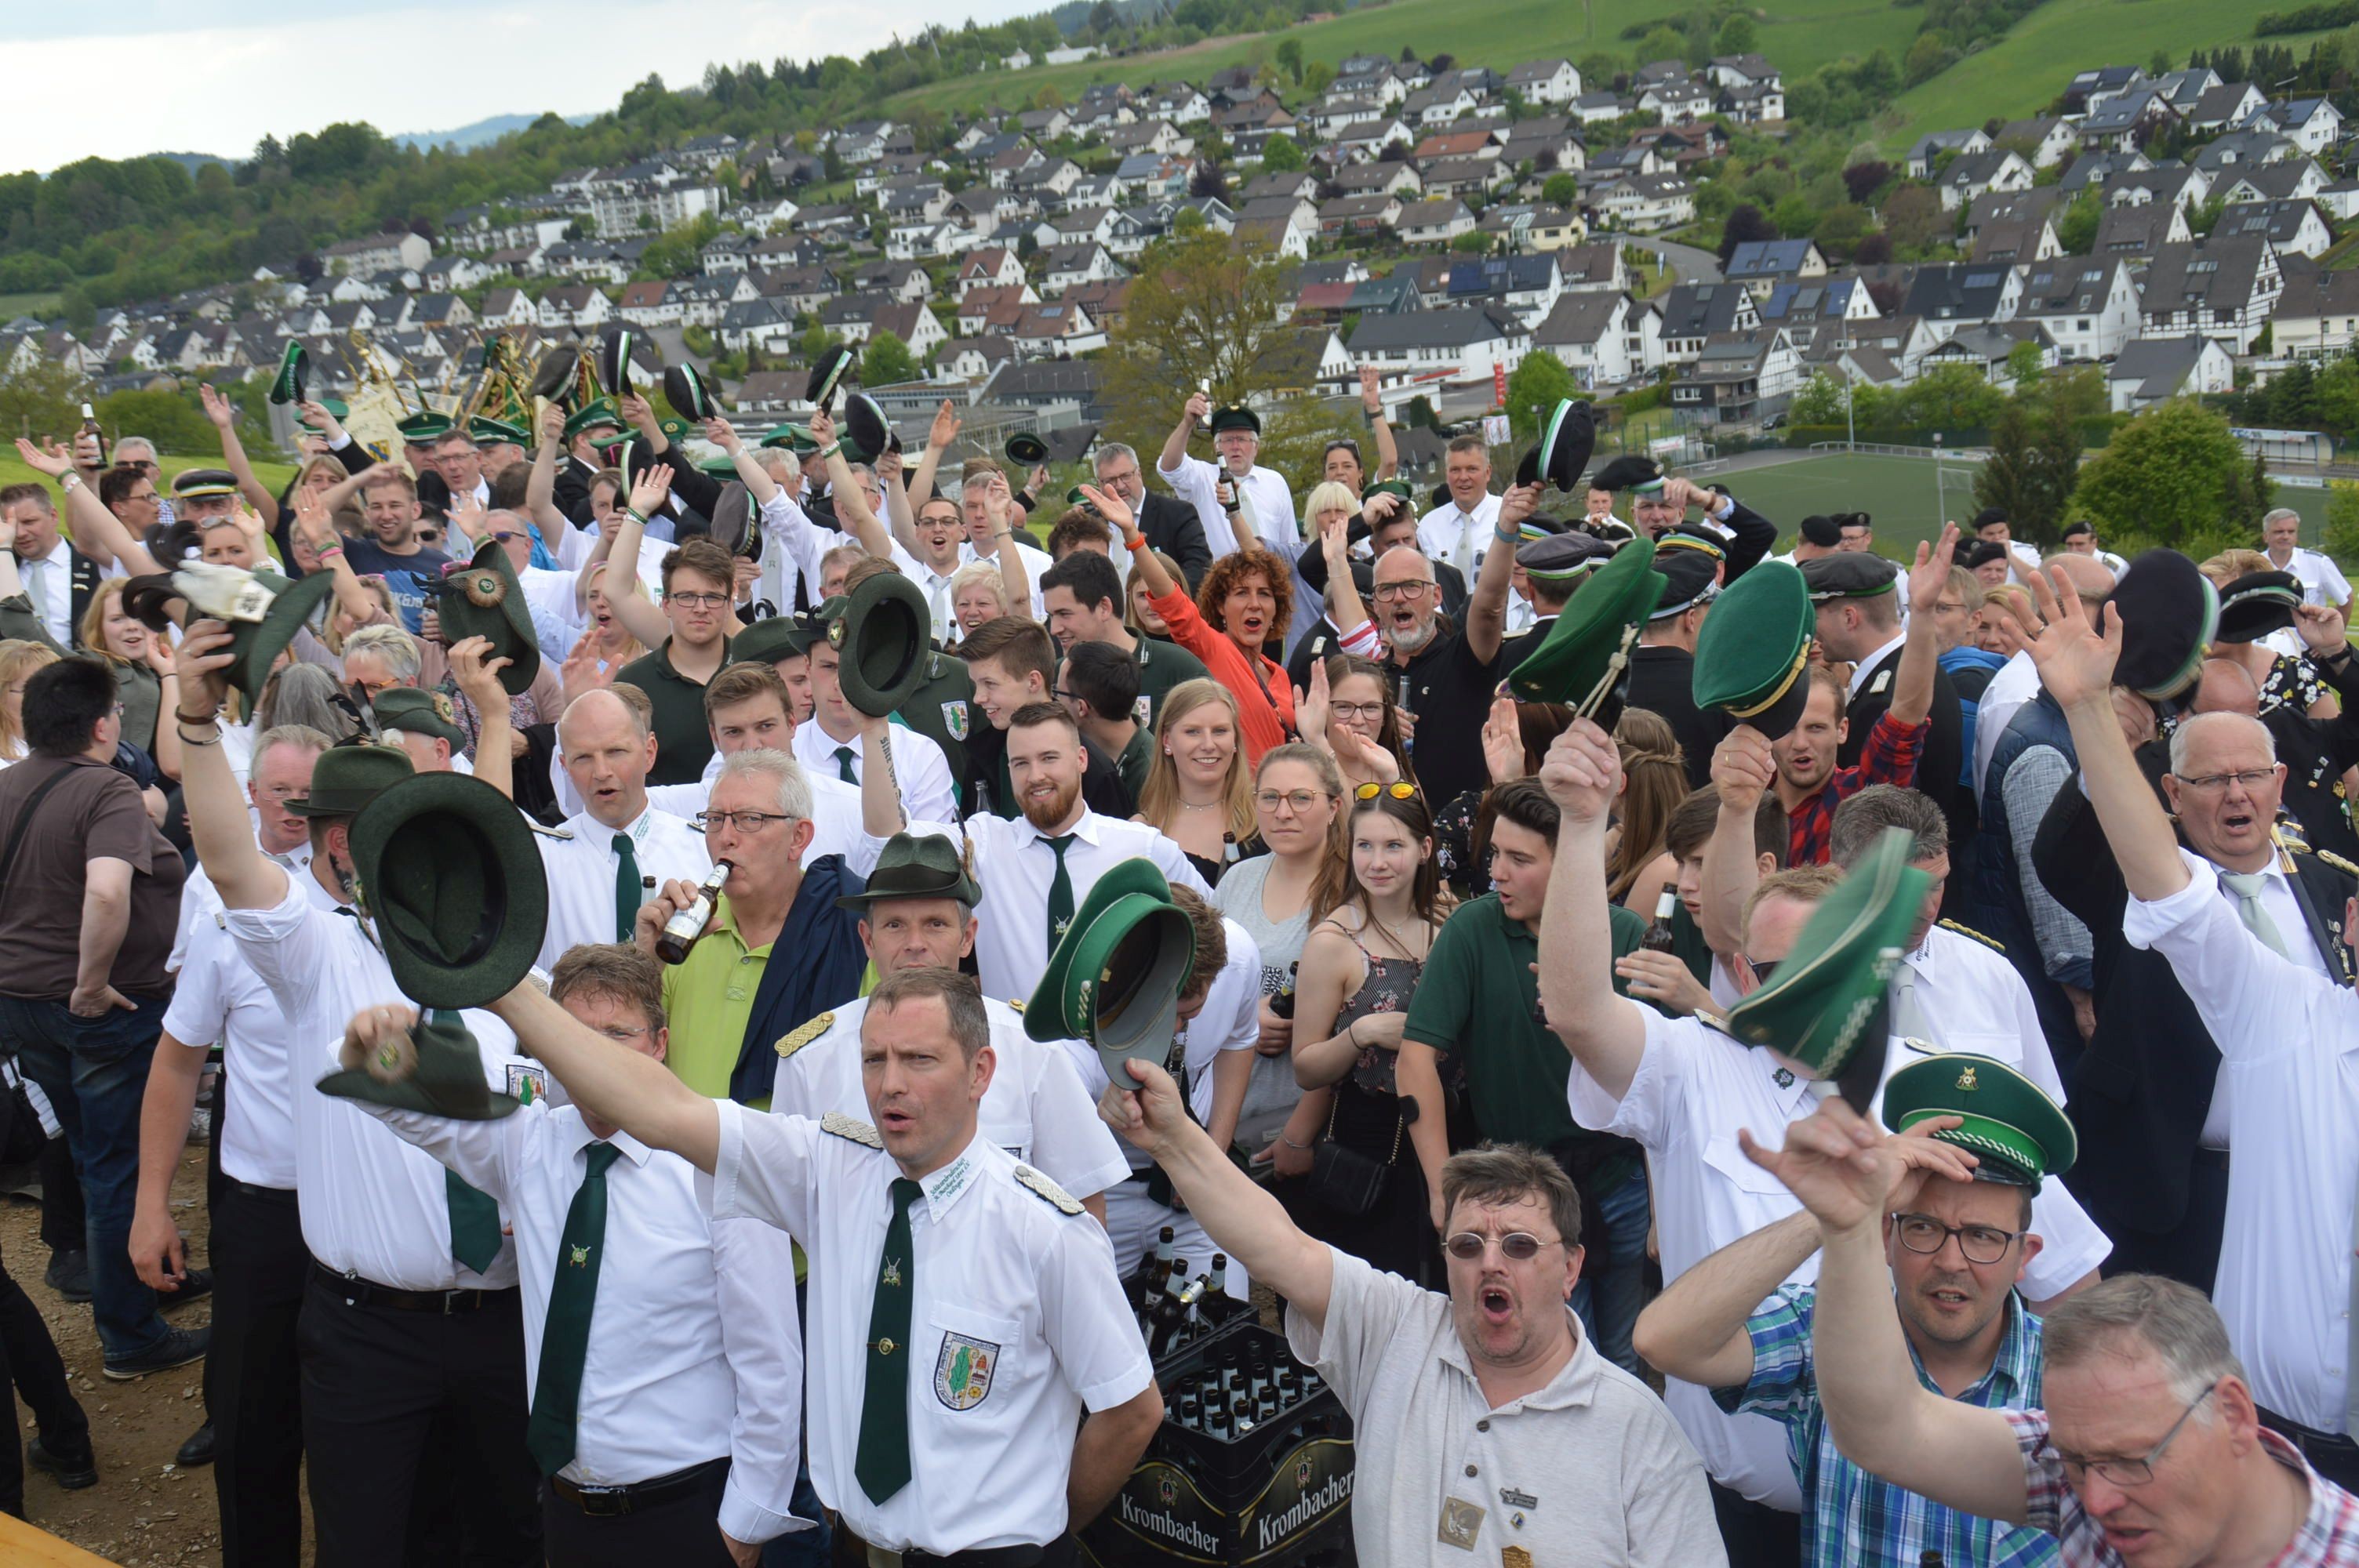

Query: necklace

[1179,799,1222,812]
[1362,909,1425,959]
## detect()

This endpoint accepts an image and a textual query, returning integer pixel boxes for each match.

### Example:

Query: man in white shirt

[1155,392,1307,635]
[2,481,93,649]
[170,639,543,1566]
[793,635,960,826]
[2264,505,2354,619]
[536,689,711,970]
[416,964,1164,1563]
[874,703,1210,1000]
[1416,434,1533,637]
[1972,508,2043,583]
[1533,718,2103,1552]
[772,833,1130,1219]
[342,946,807,1565]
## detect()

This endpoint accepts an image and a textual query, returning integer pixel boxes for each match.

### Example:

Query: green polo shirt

[1404,893,1645,1185]
[660,894,771,1106]
[1114,725,1154,804]
[1128,634,1208,731]
[617,636,729,786]
[895,650,975,805]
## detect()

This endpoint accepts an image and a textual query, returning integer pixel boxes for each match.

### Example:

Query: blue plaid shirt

[1714,1285,2059,1567]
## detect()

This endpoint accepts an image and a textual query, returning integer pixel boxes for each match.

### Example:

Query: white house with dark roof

[1507,59,1582,105]
[2106,335,2234,412]
[2135,235,2284,353]
[2015,260,2141,361]
[1347,303,1531,387]
[2272,263,2359,358]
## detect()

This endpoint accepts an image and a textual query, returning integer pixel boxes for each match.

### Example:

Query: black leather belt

[549,1455,728,1518]
[2194,1147,2232,1171]
[310,1264,514,1315]
[863,1544,1049,1567]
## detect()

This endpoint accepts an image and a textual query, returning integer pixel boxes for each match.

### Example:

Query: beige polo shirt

[1286,1249,1725,1567]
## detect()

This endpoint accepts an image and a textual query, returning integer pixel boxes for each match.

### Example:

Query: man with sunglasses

[1635,1058,2068,1567]
[1100,1062,1724,1565]
[1757,1098,2359,1566]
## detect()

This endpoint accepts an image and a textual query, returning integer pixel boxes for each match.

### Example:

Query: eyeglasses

[1443,1231,1559,1262]
[1891,1212,2027,1266]
[489,531,519,545]
[691,810,794,833]
[669,592,731,610]
[1744,956,1779,983]
[1354,781,1419,801]
[2172,768,2277,793]
[414,530,442,544]
[1254,789,1327,815]
[1332,702,1387,722]
[1372,581,1434,600]
[594,1023,652,1043]
[2056,1382,2219,1488]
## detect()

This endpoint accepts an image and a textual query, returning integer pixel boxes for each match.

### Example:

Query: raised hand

[627,466,672,518]
[1362,488,1401,525]
[703,415,740,454]
[1998,562,2121,712]
[1078,481,1136,539]
[1711,724,1776,815]
[175,619,239,724]
[1097,1057,1196,1160]
[1613,949,1714,1016]
[539,404,567,447]
[1737,1099,1903,1236]
[2295,601,2348,656]
[560,631,614,708]
[1359,365,1382,414]
[298,399,347,445]
[13,436,71,479]
[1537,717,1622,824]
[808,408,836,448]
[72,430,104,470]
[1295,657,1332,748]
[928,397,961,452]
[144,636,176,679]
[338,1002,423,1083]
[618,391,656,433]
[1182,389,1211,429]
[1481,693,1525,784]
[447,634,513,713]
[1498,481,1541,528]
[198,381,235,430]
[1906,521,1962,618]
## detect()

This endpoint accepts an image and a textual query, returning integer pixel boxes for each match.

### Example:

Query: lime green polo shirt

[1403,893,1645,1186]
[660,895,771,1107]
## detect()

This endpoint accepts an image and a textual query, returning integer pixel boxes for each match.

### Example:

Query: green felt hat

[657,417,691,444]
[731,615,823,666]
[129,563,336,697]
[285,740,415,818]
[1882,1052,2077,1186]
[1208,406,1259,437]
[836,832,982,909]
[1725,826,1927,1105]
[372,686,465,746]
[346,771,549,1014]
[1366,478,1415,502]
[1005,431,1049,466]
[760,423,818,454]
[563,397,624,441]
[316,1007,522,1123]
[1692,558,1813,740]
[816,572,932,717]
[594,327,638,398]
[1507,531,1665,724]
[468,415,528,448]
[1025,856,1198,1081]
[698,453,739,476]
[663,363,718,423]
[396,409,456,447]
[1514,398,1596,492]
[267,342,307,406]
[423,539,540,695]
[1065,485,1098,509]
[170,468,240,500]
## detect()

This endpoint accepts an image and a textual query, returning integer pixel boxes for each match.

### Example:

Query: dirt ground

[7,1145,234,1566]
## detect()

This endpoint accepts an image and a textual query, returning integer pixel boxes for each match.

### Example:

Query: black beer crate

[1080,1319,1354,1567]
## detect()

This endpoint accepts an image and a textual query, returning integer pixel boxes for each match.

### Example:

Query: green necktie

[834,745,859,786]
[434,1010,506,1274]
[1045,833,1078,954]
[855,1178,923,1504]
[611,831,641,944]
[525,1141,623,1477]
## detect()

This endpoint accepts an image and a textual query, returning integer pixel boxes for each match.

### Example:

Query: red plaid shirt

[1786,710,1926,866]
[2008,1410,2359,1564]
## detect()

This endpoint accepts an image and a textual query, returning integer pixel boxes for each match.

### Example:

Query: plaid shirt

[1787,709,1927,866]
[2009,1411,2359,1564]
[1717,1287,2059,1567]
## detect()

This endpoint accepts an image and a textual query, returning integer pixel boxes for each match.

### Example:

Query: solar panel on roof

[1965,272,2001,289]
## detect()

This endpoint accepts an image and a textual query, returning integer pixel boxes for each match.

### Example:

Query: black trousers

[208,1184,310,1567]
[37,1131,82,1256]
[0,1232,85,1518]
[297,1274,541,1568]
[2094,1151,2231,1297]
[542,1457,736,1568]
[1709,1479,1801,1568]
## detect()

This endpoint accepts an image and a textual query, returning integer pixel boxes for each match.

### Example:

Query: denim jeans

[0,994,171,1362]
[1569,1166,1651,1376]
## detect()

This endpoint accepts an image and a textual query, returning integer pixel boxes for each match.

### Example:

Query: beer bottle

[1269,962,1299,1021]
[1641,883,1680,954]
[1143,1226,1177,1309]
[1147,1258,1191,1356]
[79,403,107,469]
[1202,1254,1234,1322]
[655,861,732,964]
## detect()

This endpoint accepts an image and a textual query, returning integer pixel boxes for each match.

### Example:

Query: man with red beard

[867,702,1209,1002]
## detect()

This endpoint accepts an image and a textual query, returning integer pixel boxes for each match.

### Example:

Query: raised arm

[809,411,896,561]
[200,383,283,522]
[1888,522,1958,730]
[983,473,1034,619]
[2007,566,2190,902]
[1463,481,1534,666]
[1100,1058,1334,1325]
[602,469,678,652]
[1314,512,1369,641]
[1158,390,1209,485]
[289,491,380,631]
[1359,368,1399,481]
[523,405,573,545]
[1089,484,1174,601]
[173,622,293,911]
[1741,1102,2032,1525]
[707,416,777,509]
[1535,720,1652,1097]
[14,438,162,577]
[903,400,960,554]
[1699,728,1773,958]
[448,637,514,800]
[1631,1210,1819,1390]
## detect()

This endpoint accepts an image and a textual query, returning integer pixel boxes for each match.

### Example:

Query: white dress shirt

[710,1109,1154,1555]
[794,720,958,829]
[1156,449,1300,564]
[960,536,1053,619]
[1878,925,2075,1112]
[1060,916,1263,1287]
[163,897,317,1189]
[755,489,847,612]
[2125,851,2359,1432]
[1568,1005,2103,1508]
[903,551,966,646]
[533,803,711,969]
[2275,545,2354,610]
[1416,494,1534,635]
[171,831,311,973]
[518,564,587,658]
[1844,632,1909,704]
[2196,856,2332,1147]
[16,537,75,648]
[1971,651,2041,800]
[772,995,1130,1202]
[226,875,526,1290]
[886,808,1212,1002]
[363,1100,806,1540]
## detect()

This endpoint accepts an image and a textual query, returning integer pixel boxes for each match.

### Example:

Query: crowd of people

[0,366,2356,1568]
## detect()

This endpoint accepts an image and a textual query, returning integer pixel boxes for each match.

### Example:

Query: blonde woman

[66,579,180,775]
[0,639,60,765]
[949,559,1013,638]
[1132,677,1259,884]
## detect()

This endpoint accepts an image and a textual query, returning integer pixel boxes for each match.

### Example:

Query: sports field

[1711,451,2338,554]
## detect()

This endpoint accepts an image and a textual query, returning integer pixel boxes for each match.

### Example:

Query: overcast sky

[8,0,1020,172]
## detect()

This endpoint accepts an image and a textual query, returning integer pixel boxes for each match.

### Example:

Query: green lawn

[1881,0,2341,147]
[0,454,297,506]
[885,0,1921,120]
[1722,451,2339,551]
[0,292,60,321]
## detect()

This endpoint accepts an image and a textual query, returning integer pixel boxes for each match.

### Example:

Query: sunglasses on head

[1353,781,1419,801]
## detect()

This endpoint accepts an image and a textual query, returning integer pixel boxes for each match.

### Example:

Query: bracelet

[173,709,216,727]
[1125,534,1148,553]
[176,725,221,747]
[1493,524,1521,545]
[1279,1135,1314,1151]
[60,474,82,492]
[816,441,842,460]
[317,545,344,560]
[625,508,648,526]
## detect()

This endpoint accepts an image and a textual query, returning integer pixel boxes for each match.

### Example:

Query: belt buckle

[864,1547,906,1568]
[574,1483,630,1518]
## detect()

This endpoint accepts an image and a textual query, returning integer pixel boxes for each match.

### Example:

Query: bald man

[535,688,713,970]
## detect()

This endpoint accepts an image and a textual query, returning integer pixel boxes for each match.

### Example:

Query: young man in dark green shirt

[1038,550,1207,734]
[1060,640,1151,810]
[615,535,736,786]
[1400,777,1652,1374]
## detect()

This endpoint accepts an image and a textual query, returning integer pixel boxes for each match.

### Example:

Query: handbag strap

[0,764,81,893]
[1321,1033,1408,1168]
